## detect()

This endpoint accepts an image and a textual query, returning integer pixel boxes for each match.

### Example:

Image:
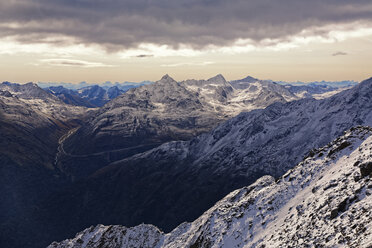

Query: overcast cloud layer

[1,0,372,51]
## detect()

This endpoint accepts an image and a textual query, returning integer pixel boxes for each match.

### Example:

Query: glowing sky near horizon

[0,1,372,83]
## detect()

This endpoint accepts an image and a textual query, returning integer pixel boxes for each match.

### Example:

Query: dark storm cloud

[1,0,372,50]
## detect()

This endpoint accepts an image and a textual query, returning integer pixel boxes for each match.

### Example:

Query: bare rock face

[49,126,372,248]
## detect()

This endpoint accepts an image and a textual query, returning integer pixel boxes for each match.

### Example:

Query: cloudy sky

[1,0,372,83]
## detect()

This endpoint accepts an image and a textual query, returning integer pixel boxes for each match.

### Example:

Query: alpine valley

[0,75,370,248]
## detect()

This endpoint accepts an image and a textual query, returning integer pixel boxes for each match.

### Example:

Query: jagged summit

[48,126,372,248]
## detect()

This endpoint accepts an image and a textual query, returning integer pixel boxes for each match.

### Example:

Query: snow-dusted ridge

[49,126,372,248]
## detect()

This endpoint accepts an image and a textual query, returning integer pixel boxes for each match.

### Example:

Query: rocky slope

[49,126,372,248]
[39,77,372,245]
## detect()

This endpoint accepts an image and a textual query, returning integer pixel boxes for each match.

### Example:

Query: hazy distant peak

[159,74,176,83]
[24,82,38,87]
[239,75,259,82]
[207,74,227,84]
[80,85,100,90]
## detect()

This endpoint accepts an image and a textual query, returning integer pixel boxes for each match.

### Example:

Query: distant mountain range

[36,78,357,90]
[35,78,358,109]
[40,81,153,107]
[45,85,125,107]
[48,126,372,248]
[275,80,358,88]
[37,80,153,91]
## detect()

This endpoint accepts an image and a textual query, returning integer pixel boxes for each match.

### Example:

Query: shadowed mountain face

[38,78,372,245]
[0,82,87,248]
[48,126,372,248]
